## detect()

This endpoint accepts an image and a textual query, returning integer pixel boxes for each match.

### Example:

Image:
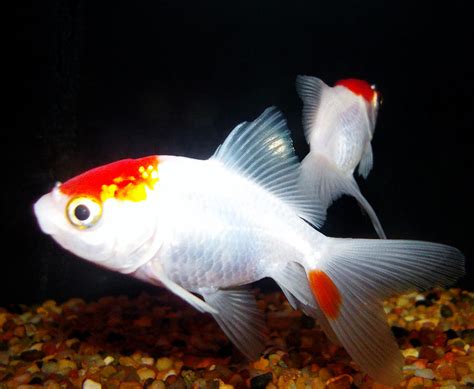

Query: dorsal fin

[212,107,324,228]
[295,75,327,139]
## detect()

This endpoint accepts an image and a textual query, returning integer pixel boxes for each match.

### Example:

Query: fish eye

[376,91,383,107]
[66,197,102,229]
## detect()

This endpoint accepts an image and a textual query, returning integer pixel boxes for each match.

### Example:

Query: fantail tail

[272,238,464,385]
[271,236,464,385]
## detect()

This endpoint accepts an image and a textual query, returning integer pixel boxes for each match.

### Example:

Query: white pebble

[83,378,102,389]
[141,357,155,365]
[103,356,114,365]
[415,368,435,379]
[163,369,176,380]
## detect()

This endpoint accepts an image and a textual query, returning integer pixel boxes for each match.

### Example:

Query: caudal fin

[311,238,464,384]
[299,152,387,238]
[273,237,464,385]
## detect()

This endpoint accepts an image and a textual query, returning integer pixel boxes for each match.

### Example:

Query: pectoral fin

[358,142,374,179]
[143,262,218,314]
[200,288,267,360]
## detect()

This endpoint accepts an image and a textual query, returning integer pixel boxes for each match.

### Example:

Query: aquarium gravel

[1,288,473,388]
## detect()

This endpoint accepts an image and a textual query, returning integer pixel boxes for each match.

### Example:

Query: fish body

[296,76,385,238]
[34,108,464,385]
[134,155,321,291]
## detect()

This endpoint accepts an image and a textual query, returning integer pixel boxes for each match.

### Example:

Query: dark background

[5,1,473,306]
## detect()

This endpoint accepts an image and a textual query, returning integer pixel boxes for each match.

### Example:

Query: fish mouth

[34,195,59,235]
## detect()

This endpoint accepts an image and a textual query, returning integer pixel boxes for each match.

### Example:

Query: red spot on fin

[60,156,159,202]
[308,270,342,320]
[335,78,376,103]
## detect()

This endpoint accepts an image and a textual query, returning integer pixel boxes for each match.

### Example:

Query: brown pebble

[101,365,117,378]
[455,362,470,378]
[44,379,62,389]
[14,325,26,337]
[407,376,424,389]
[318,367,333,381]
[119,382,142,389]
[419,345,438,362]
[20,349,45,362]
[168,377,186,389]
[146,380,166,389]
[437,364,457,380]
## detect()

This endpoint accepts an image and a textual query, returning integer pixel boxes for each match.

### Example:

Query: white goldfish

[34,107,464,385]
[296,76,386,238]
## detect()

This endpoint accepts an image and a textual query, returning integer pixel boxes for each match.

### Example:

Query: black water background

[4,1,473,306]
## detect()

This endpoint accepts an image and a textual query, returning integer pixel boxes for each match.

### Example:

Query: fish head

[335,78,380,133]
[34,156,163,274]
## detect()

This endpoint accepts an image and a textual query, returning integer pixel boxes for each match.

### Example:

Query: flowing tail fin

[300,152,387,238]
[271,237,464,385]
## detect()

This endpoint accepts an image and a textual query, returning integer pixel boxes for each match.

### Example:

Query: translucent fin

[299,153,387,239]
[212,106,325,228]
[358,142,373,179]
[200,288,267,360]
[349,177,386,239]
[272,262,340,346]
[307,237,465,385]
[326,239,465,298]
[144,263,218,314]
[295,75,327,139]
[299,300,341,346]
[271,261,315,307]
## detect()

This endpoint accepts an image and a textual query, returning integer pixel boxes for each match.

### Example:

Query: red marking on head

[60,156,159,202]
[308,270,342,320]
[335,78,376,103]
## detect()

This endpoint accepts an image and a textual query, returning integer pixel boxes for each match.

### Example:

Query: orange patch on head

[60,156,159,202]
[308,270,342,320]
[335,78,376,103]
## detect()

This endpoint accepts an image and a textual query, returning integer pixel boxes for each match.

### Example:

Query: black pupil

[74,204,90,221]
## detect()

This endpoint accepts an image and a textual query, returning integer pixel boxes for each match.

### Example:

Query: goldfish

[296,75,386,238]
[34,107,464,385]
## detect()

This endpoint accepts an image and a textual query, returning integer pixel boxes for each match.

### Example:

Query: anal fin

[272,262,340,346]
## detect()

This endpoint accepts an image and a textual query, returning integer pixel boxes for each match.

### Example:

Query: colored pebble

[461,373,474,385]
[415,368,435,379]
[437,364,457,380]
[440,305,454,318]
[83,378,102,389]
[145,380,166,389]
[156,357,173,371]
[252,357,269,370]
[407,376,424,388]
[250,372,273,389]
[104,355,115,365]
[402,348,420,358]
[0,288,472,388]
[318,367,333,381]
[137,367,157,381]
[419,345,439,362]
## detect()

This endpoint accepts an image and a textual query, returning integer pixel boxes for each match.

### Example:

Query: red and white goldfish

[34,107,464,385]
[296,76,386,238]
